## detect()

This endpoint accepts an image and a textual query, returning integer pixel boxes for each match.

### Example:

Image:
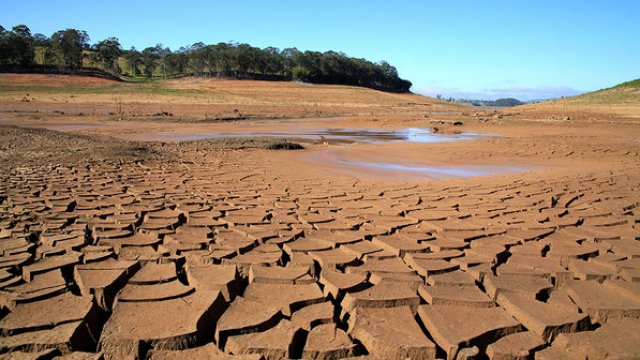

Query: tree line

[0,24,412,93]
[441,96,524,107]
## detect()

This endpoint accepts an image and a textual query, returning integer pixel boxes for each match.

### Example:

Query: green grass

[566,90,639,105]
[613,78,640,88]
[0,83,121,94]
[0,80,206,96]
[144,86,206,96]
[554,77,640,105]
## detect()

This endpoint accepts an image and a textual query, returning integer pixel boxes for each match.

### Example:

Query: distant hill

[444,97,524,108]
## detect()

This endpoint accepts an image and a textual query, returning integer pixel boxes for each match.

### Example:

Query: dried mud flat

[0,77,639,360]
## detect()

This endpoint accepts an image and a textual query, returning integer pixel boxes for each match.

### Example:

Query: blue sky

[2,0,638,100]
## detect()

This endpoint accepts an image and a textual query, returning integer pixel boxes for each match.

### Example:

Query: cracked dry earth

[0,129,639,360]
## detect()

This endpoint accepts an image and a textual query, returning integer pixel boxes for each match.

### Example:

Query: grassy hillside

[519,78,640,119]
[0,73,459,120]
[0,73,423,103]
[567,78,640,105]
[613,78,640,88]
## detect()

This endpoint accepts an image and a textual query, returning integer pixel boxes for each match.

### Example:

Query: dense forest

[0,24,412,93]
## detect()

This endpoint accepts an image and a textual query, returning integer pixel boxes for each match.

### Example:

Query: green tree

[12,24,31,38]
[208,42,233,76]
[94,37,122,75]
[1,22,414,92]
[124,47,141,76]
[187,42,207,75]
[492,98,524,107]
[263,47,284,76]
[166,48,189,75]
[47,45,65,73]
[51,28,89,72]
[141,46,159,78]
[154,44,170,79]
[0,24,34,67]
[281,47,302,79]
[0,25,7,65]
[32,33,49,65]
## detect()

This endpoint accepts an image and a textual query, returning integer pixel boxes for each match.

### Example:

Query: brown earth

[0,74,639,359]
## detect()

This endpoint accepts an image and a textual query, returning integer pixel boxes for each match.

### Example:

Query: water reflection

[157,127,486,144]
[338,158,527,178]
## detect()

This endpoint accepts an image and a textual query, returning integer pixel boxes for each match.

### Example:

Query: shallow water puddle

[0,119,528,178]
[337,158,527,178]
[36,123,102,131]
[313,149,528,179]
[154,127,486,144]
